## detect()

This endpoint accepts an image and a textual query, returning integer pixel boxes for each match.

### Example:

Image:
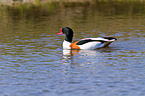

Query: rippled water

[0,1,145,96]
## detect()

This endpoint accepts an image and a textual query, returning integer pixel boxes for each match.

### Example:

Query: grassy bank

[0,0,145,21]
[0,0,145,6]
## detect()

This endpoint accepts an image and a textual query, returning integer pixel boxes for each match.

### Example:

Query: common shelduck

[57,27,117,50]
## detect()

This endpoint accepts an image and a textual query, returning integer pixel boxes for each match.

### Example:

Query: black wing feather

[102,37,117,40]
[76,39,107,45]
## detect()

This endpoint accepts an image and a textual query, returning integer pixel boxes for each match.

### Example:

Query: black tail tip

[114,37,117,40]
[103,37,117,40]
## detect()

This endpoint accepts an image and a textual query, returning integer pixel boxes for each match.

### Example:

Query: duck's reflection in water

[62,49,99,65]
[62,48,115,65]
[63,49,79,56]
[62,50,80,65]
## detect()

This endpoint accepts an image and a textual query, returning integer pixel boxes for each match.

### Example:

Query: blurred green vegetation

[0,0,145,20]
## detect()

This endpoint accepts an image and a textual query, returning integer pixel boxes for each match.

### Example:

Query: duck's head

[57,27,73,42]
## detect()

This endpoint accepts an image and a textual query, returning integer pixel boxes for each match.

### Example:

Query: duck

[57,27,117,50]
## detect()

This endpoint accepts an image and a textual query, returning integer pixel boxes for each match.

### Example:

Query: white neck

[63,40,71,49]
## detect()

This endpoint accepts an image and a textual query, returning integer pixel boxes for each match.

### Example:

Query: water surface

[0,1,145,96]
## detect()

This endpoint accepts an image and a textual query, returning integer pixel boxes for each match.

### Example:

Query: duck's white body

[63,40,71,49]
[63,37,116,50]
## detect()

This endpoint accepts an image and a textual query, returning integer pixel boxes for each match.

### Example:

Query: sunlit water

[0,1,145,96]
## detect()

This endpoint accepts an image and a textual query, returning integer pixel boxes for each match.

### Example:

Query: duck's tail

[102,37,117,47]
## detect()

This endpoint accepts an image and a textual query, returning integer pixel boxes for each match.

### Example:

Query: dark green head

[57,27,73,42]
